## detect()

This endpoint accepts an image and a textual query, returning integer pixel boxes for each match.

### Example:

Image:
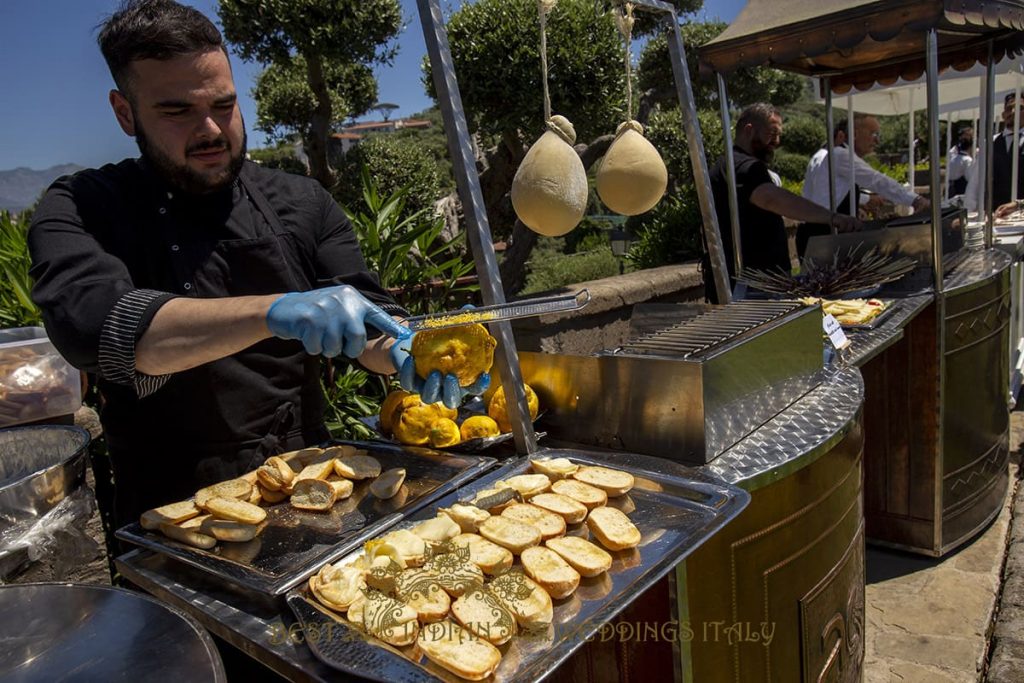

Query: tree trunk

[304,53,335,189]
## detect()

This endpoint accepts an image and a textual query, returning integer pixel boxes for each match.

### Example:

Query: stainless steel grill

[619,301,804,358]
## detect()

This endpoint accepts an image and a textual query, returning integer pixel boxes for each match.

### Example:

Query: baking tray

[838,299,898,331]
[116,442,496,595]
[286,448,749,683]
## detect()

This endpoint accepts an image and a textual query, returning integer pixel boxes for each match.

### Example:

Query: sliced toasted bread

[500,503,565,540]
[417,620,502,681]
[438,504,491,533]
[425,550,484,597]
[411,514,461,545]
[470,487,520,513]
[295,460,336,483]
[259,485,288,504]
[488,572,553,629]
[327,478,354,500]
[178,513,211,530]
[521,546,581,599]
[322,444,357,460]
[451,533,514,575]
[544,536,612,577]
[495,473,551,499]
[452,587,516,645]
[551,479,608,510]
[572,465,634,497]
[140,500,199,530]
[195,479,253,508]
[200,518,262,543]
[586,506,641,551]
[478,516,542,554]
[367,529,427,568]
[256,464,287,491]
[370,468,406,499]
[396,568,450,623]
[158,522,216,549]
[346,593,366,629]
[290,479,337,511]
[310,564,366,612]
[203,496,267,524]
[530,457,579,480]
[529,492,588,524]
[334,454,382,480]
[363,590,419,646]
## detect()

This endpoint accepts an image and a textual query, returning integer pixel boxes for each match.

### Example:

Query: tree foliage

[253,55,378,143]
[426,0,627,144]
[334,135,444,220]
[218,0,402,188]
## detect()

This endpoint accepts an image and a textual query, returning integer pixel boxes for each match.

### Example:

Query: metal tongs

[401,289,591,332]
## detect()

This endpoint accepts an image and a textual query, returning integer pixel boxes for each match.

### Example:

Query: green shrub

[645,108,724,191]
[625,186,703,269]
[334,135,444,219]
[0,211,42,328]
[772,151,811,183]
[248,144,308,175]
[780,115,826,156]
[522,247,621,295]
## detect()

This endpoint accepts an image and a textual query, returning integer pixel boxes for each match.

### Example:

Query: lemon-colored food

[412,323,496,386]
[429,418,462,448]
[511,115,589,237]
[802,297,887,326]
[460,415,501,441]
[488,384,540,433]
[379,390,413,435]
[392,403,439,445]
[596,120,668,216]
[418,310,497,329]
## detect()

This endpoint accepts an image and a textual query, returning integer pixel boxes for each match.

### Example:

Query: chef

[27,0,486,528]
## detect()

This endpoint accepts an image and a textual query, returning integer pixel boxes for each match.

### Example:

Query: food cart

[699,0,1024,565]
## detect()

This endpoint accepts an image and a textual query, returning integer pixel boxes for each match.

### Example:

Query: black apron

[103,170,329,528]
[796,184,860,259]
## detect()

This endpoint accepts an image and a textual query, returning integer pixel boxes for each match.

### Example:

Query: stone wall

[511,263,705,355]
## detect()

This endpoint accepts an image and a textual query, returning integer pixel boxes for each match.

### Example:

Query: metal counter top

[702,365,863,492]
[843,294,934,367]
[943,249,1014,294]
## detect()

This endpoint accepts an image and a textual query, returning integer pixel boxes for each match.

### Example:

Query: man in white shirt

[802,115,930,215]
[947,126,974,197]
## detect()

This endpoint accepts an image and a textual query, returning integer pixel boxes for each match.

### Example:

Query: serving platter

[286,448,748,683]
[116,442,495,595]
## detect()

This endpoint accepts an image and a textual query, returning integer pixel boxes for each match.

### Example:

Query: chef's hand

[395,306,491,409]
[911,196,931,213]
[266,285,408,358]
[832,214,862,233]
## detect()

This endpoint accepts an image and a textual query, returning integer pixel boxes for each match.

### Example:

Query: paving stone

[986,636,1024,682]
[873,570,995,638]
[879,660,974,683]
[872,632,981,674]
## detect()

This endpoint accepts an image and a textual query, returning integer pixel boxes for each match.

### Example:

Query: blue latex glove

[396,305,491,409]
[266,285,408,358]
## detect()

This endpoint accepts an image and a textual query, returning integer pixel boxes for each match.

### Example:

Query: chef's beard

[751,140,775,164]
[135,120,246,196]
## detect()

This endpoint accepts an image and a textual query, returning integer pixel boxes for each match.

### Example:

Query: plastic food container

[0,327,81,427]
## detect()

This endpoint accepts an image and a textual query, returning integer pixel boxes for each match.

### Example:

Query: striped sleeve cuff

[98,289,178,398]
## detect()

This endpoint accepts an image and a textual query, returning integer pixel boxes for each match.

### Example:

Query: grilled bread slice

[363,590,419,647]
[327,478,354,500]
[544,536,612,577]
[438,504,491,533]
[290,479,337,511]
[203,496,268,525]
[140,500,200,530]
[295,460,336,483]
[178,513,211,530]
[195,479,253,508]
[501,503,566,540]
[586,506,641,551]
[370,468,406,499]
[411,514,462,545]
[529,492,588,524]
[158,522,216,549]
[452,587,516,645]
[521,546,581,599]
[572,466,634,497]
[529,457,579,480]
[495,473,551,499]
[451,533,514,575]
[551,479,608,510]
[200,518,262,543]
[396,568,450,623]
[310,564,366,612]
[488,572,553,629]
[417,620,502,681]
[478,516,542,554]
[334,454,382,480]
[259,485,288,504]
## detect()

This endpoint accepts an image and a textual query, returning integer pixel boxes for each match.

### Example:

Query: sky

[0,0,746,171]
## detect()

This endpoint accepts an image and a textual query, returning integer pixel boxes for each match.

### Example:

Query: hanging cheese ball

[511,115,589,237]
[596,120,668,216]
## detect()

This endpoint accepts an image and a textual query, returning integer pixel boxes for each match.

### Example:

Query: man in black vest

[992,92,1024,207]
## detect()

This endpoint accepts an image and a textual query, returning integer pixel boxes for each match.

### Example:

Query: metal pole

[667,23,731,303]
[985,40,995,248]
[417,0,538,453]
[824,78,837,216]
[944,111,952,202]
[977,75,987,215]
[847,93,856,217]
[1013,78,1021,204]
[927,30,943,294]
[908,88,916,189]
[716,74,742,279]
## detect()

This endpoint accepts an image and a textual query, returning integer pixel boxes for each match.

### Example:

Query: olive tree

[218,0,402,188]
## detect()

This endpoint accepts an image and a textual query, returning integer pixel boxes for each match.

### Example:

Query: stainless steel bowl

[0,582,225,682]
[0,425,90,532]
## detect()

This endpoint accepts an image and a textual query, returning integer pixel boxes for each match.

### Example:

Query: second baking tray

[286,448,748,683]
[116,442,496,595]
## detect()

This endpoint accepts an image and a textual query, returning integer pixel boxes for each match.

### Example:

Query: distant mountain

[0,164,85,213]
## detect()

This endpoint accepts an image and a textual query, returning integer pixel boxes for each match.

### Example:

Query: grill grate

[617,301,803,358]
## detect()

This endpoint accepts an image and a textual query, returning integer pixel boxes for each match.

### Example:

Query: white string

[539,1,557,121]
[614,3,636,121]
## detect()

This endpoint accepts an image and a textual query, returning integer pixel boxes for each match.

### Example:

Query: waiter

[800,114,930,254]
[707,103,860,303]
[27,0,484,528]
[992,92,1024,207]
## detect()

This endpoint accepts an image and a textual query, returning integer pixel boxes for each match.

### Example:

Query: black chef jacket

[28,158,403,525]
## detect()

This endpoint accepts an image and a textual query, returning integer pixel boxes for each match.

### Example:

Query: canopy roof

[699,0,1024,92]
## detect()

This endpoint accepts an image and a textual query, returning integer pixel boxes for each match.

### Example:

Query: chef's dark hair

[1007,92,1019,106]
[98,0,226,96]
[735,103,780,134]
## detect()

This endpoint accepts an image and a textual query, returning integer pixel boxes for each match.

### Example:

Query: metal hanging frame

[417,0,728,455]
